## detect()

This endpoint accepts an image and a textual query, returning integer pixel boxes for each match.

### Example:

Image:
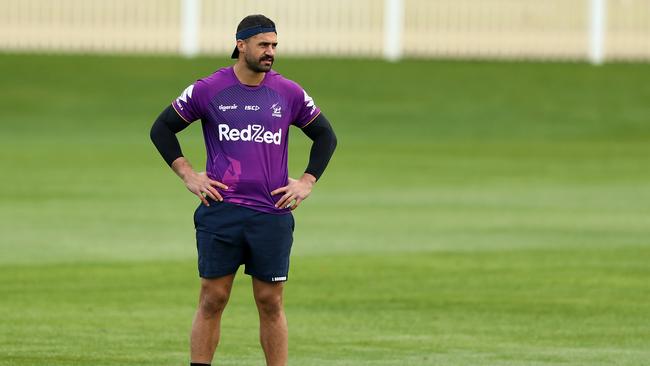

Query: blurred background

[1,1,649,365]
[1,0,650,62]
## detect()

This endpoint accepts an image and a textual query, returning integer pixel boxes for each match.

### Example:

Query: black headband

[236,26,277,40]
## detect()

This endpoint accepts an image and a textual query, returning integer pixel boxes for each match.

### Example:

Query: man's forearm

[150,105,191,166]
[171,157,196,181]
[299,172,316,186]
[301,114,337,180]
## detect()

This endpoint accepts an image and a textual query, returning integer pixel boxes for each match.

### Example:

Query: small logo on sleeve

[270,103,282,118]
[176,84,194,105]
[303,90,317,115]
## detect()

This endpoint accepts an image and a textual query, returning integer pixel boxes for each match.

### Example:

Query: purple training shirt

[172,66,321,214]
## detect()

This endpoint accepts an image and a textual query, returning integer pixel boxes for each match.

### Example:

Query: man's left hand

[271,173,316,210]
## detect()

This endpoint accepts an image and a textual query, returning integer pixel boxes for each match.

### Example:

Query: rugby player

[150,14,337,366]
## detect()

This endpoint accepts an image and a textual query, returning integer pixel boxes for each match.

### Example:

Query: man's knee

[254,289,284,318]
[198,278,233,316]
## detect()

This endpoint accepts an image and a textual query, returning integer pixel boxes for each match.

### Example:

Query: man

[150,14,337,366]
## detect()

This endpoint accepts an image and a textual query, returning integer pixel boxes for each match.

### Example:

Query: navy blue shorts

[193,199,294,283]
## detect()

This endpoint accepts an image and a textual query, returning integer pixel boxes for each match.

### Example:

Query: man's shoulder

[188,66,236,101]
[265,70,307,98]
[199,66,235,86]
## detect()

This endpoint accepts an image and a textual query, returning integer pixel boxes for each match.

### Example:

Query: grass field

[1,53,649,365]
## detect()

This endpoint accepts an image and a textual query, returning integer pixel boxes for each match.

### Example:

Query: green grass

[0,53,649,365]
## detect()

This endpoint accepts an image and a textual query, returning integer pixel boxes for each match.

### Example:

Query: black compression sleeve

[301,113,337,180]
[150,105,191,166]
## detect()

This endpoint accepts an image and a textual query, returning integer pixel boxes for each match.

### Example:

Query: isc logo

[218,124,282,145]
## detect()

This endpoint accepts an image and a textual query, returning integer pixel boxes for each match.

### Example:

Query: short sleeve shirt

[172,66,321,213]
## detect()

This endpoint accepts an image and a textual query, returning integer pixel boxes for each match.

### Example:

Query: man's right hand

[184,171,229,206]
[172,157,228,206]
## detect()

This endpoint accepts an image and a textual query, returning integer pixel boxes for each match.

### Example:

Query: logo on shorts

[245,105,260,111]
[271,276,287,282]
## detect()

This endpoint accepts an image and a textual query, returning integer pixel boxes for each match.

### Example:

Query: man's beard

[245,53,274,73]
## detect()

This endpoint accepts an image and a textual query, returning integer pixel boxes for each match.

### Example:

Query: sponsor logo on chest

[217,124,282,145]
[222,101,284,117]
[219,104,238,111]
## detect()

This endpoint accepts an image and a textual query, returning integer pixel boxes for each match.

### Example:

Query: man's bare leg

[252,278,288,366]
[190,274,236,364]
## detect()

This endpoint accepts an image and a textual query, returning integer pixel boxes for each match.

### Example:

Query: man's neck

[233,62,266,86]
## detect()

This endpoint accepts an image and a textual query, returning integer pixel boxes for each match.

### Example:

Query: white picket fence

[0,0,649,63]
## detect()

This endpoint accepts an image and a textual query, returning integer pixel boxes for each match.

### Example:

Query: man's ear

[237,39,246,54]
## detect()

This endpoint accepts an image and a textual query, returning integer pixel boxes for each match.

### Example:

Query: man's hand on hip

[172,157,228,206]
[271,173,316,210]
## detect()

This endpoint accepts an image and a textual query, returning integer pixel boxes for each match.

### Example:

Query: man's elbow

[150,120,162,144]
[329,130,338,152]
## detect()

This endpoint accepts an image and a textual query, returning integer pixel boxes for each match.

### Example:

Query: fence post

[181,0,201,57]
[384,0,404,62]
[589,0,606,65]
